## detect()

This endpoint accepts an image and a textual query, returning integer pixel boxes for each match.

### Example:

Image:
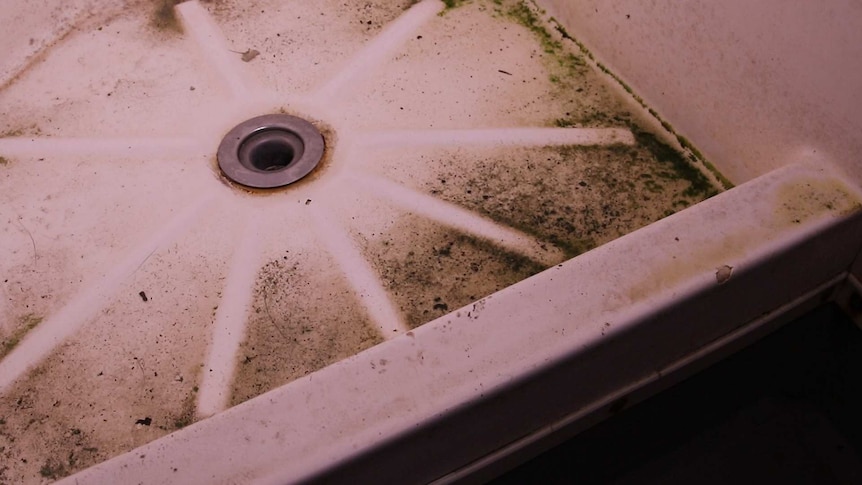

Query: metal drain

[217,114,325,188]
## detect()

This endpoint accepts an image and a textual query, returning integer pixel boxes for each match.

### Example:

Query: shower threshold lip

[59,160,862,484]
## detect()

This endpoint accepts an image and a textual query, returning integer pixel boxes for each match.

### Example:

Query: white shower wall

[539,0,862,187]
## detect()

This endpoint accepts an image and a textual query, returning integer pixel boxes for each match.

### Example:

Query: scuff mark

[715,265,733,285]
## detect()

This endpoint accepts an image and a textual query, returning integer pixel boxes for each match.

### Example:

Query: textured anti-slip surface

[0,1,723,482]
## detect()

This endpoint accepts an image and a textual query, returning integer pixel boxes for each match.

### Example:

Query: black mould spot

[151,0,184,33]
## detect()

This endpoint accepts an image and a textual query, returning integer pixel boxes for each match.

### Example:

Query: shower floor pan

[1,0,861,483]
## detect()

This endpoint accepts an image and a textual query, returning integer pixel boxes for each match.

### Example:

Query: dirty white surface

[58,161,862,484]
[0,0,723,482]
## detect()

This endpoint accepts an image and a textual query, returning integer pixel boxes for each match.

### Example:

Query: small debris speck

[715,265,733,284]
[240,49,260,62]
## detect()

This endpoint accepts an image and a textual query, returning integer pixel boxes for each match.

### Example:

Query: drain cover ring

[217,114,325,188]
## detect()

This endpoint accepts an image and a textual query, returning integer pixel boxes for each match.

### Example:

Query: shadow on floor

[492,303,862,484]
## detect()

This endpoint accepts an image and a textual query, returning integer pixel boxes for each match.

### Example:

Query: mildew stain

[360,215,544,328]
[0,343,202,483]
[0,125,42,138]
[774,178,861,225]
[0,235,221,482]
[0,0,742,477]
[0,250,76,358]
[231,255,382,406]
[0,375,108,483]
[494,0,626,129]
[360,0,718,266]
[0,314,42,359]
[441,0,470,14]
[495,0,731,190]
[150,0,185,33]
[0,8,92,92]
[626,231,750,303]
[171,391,197,430]
[203,0,419,33]
[410,140,714,261]
[353,0,430,31]
[626,176,861,303]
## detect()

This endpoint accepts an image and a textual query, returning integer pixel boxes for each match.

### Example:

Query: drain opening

[240,129,301,172]
[218,114,325,188]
